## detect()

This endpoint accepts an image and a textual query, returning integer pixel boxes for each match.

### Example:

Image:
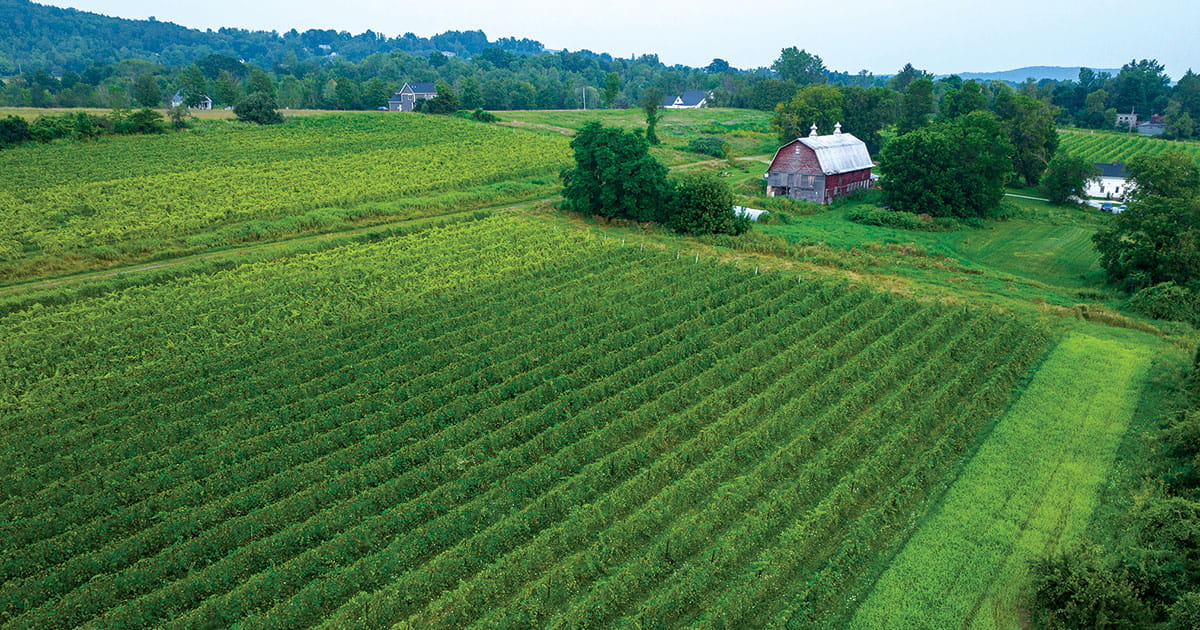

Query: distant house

[1086,162,1132,200]
[388,82,438,112]
[169,91,213,110]
[765,123,874,204]
[1138,114,1166,136]
[661,90,710,109]
[1116,110,1138,130]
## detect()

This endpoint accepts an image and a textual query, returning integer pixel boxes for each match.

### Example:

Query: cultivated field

[0,113,569,282]
[0,109,1188,629]
[0,215,1053,628]
[1058,128,1200,163]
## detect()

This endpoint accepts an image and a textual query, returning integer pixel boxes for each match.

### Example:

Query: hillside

[0,0,543,72]
[0,108,1192,628]
[950,65,1122,83]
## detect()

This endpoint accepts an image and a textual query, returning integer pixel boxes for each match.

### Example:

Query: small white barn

[1085,163,1132,200]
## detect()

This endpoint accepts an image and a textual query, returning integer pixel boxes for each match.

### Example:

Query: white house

[169,91,213,110]
[1085,162,1132,200]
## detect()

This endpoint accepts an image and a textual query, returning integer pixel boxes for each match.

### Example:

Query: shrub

[1030,546,1149,629]
[235,92,285,125]
[668,171,749,235]
[846,207,963,231]
[686,137,727,158]
[1129,282,1200,327]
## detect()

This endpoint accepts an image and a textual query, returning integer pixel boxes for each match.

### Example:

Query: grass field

[499,107,778,163]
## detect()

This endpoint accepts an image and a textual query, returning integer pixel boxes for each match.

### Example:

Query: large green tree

[840,85,899,153]
[1041,153,1099,205]
[771,84,843,142]
[772,47,826,86]
[878,111,1014,218]
[560,122,668,223]
[897,77,934,134]
[234,91,284,124]
[1092,151,1200,290]
[999,93,1060,186]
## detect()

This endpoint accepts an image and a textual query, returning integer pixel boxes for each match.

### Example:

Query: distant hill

[943,66,1123,83]
[0,0,545,73]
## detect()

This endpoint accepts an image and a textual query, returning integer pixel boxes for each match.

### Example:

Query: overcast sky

[40,0,1200,79]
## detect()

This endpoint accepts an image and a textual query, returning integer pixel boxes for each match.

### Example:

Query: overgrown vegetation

[0,108,165,148]
[1030,350,1200,629]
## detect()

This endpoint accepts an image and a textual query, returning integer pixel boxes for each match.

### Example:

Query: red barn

[766,124,874,204]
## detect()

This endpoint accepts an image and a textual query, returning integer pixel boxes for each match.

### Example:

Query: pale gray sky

[40,0,1200,79]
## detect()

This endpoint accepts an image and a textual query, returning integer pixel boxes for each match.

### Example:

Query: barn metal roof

[798,133,874,175]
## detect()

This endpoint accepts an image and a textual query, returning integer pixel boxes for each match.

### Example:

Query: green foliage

[879,111,1014,218]
[560,121,668,222]
[423,82,459,115]
[840,86,899,153]
[641,89,663,145]
[897,77,934,134]
[112,107,165,135]
[1000,93,1061,186]
[234,91,284,125]
[1127,150,1200,201]
[846,206,964,231]
[0,115,31,148]
[771,47,827,85]
[1093,152,1200,290]
[602,72,619,107]
[941,80,987,119]
[771,84,843,142]
[667,171,747,235]
[1031,546,1150,630]
[1128,282,1200,326]
[685,136,726,158]
[1042,153,1100,204]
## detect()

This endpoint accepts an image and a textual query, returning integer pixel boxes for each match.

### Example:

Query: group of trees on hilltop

[561,122,748,236]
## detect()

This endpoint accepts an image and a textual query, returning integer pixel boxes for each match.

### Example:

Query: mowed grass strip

[849,331,1156,629]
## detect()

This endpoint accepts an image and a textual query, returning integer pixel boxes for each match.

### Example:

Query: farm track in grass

[1,215,1052,628]
[849,331,1156,629]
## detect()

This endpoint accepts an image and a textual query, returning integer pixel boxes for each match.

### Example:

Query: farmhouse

[765,124,874,204]
[661,90,710,109]
[1138,114,1166,136]
[169,91,213,110]
[388,82,438,111]
[1085,162,1132,200]
[1116,110,1138,130]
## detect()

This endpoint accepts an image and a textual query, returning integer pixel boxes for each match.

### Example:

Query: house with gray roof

[661,90,710,109]
[388,82,438,111]
[1085,162,1133,200]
